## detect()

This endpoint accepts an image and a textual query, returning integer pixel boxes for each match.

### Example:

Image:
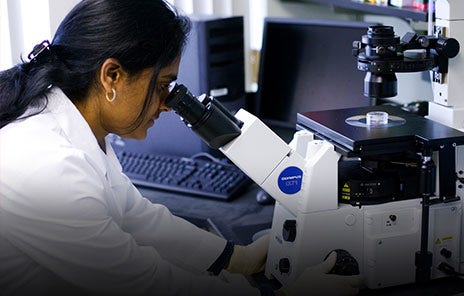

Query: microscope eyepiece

[165,83,206,127]
[165,84,243,149]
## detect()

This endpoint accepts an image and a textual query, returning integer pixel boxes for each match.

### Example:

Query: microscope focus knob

[279,258,291,274]
[282,220,297,242]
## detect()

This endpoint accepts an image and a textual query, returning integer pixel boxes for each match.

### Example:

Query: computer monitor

[255,17,376,140]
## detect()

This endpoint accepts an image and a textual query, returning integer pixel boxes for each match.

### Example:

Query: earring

[105,88,116,102]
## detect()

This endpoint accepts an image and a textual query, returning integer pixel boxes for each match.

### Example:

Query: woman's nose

[160,99,171,112]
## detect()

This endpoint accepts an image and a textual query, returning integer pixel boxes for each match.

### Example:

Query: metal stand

[415,154,435,284]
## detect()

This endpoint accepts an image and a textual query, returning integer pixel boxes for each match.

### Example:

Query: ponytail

[0,41,57,129]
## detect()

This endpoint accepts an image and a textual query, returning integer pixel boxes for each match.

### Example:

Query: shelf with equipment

[283,0,428,22]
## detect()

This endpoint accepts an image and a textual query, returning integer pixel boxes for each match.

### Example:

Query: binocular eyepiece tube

[165,83,243,149]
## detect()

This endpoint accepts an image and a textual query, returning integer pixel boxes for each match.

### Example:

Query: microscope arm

[164,83,340,215]
[219,109,340,215]
[428,0,464,129]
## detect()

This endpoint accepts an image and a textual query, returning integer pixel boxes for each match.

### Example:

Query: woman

[0,0,361,295]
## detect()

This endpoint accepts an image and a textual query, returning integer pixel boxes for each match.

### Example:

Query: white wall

[48,0,81,36]
[10,0,52,65]
[0,0,12,69]
[1,0,76,69]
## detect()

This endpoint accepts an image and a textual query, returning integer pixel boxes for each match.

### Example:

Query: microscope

[165,0,464,290]
[350,0,464,285]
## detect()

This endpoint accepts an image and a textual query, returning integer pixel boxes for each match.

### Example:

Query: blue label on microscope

[278,166,303,195]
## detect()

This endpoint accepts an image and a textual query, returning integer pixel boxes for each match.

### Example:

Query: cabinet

[282,0,428,22]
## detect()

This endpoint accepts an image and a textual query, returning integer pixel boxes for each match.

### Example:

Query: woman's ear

[99,58,124,93]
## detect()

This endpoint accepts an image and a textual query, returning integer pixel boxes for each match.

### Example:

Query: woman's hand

[277,251,363,296]
[226,234,270,275]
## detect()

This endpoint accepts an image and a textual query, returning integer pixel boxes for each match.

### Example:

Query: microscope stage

[297,105,464,156]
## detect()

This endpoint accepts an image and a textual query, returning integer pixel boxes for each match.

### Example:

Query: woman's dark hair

[0,0,190,129]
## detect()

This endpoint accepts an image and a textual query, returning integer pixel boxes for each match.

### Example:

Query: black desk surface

[138,183,274,245]
[137,183,464,295]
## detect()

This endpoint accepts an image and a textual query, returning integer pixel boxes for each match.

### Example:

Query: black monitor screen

[256,18,376,130]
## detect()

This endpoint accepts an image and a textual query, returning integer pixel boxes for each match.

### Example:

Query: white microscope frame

[428,0,464,129]
[427,0,464,276]
[216,0,464,290]
[220,0,464,288]
[220,109,339,216]
[221,108,462,289]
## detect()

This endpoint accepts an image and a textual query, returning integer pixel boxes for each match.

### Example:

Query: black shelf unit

[284,0,428,22]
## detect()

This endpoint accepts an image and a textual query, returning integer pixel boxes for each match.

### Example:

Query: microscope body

[267,193,462,288]
[220,108,462,289]
[165,0,464,289]
[219,5,464,284]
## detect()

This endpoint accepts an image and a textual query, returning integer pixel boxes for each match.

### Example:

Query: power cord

[191,152,229,165]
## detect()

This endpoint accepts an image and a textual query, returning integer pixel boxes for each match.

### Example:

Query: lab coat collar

[46,87,108,176]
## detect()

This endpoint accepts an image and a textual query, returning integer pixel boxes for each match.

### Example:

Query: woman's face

[105,56,180,140]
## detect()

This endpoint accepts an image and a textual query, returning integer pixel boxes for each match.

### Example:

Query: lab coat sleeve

[0,148,257,295]
[119,178,227,274]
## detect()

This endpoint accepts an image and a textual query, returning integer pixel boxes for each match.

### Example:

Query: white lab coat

[0,88,259,296]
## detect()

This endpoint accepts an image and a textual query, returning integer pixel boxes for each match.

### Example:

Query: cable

[191,152,229,164]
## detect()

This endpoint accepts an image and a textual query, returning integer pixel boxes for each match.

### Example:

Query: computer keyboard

[117,151,251,200]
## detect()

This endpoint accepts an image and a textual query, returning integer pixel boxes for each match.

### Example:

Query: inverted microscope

[165,0,464,290]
